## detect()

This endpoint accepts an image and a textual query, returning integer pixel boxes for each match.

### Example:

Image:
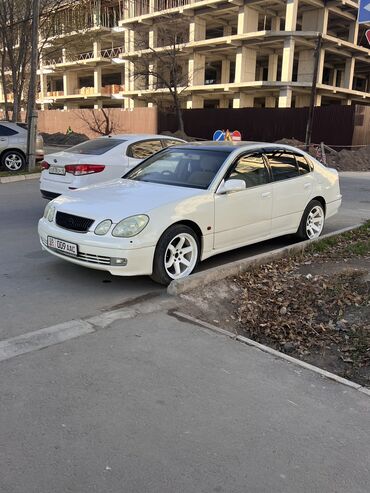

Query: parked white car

[38,142,341,285]
[39,134,184,199]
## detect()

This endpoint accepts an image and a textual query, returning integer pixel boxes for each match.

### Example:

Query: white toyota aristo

[38,142,341,285]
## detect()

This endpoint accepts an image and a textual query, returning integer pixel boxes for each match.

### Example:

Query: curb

[172,311,370,397]
[167,224,363,296]
[0,172,41,184]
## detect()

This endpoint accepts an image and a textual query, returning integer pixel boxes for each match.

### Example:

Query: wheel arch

[311,196,326,215]
[170,220,203,246]
[1,147,26,161]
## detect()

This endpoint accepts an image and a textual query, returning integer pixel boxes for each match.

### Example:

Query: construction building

[9,0,370,110]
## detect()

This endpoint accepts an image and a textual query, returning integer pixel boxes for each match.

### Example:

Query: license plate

[47,236,78,256]
[49,166,65,175]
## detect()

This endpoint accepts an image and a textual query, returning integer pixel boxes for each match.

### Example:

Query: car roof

[167,141,307,154]
[104,134,185,141]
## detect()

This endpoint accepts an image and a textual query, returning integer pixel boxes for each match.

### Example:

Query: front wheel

[151,225,200,285]
[1,150,25,172]
[296,200,325,240]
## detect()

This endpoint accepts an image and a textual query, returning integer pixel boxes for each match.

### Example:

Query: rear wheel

[297,200,325,240]
[2,150,25,172]
[151,224,200,285]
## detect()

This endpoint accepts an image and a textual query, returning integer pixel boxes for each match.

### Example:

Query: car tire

[296,199,325,240]
[1,150,26,172]
[151,224,200,285]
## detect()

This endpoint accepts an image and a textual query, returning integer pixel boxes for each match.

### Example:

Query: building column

[63,71,77,96]
[235,46,256,83]
[94,66,102,93]
[271,16,280,31]
[223,25,232,36]
[344,58,355,89]
[281,38,295,82]
[221,58,230,84]
[265,96,276,108]
[189,17,206,42]
[237,5,259,34]
[125,60,134,92]
[149,26,158,48]
[219,98,229,108]
[186,95,203,108]
[233,93,254,108]
[348,21,359,44]
[284,0,298,31]
[93,40,101,59]
[188,52,205,85]
[278,87,292,108]
[94,100,103,109]
[295,95,311,107]
[341,98,352,105]
[268,53,278,81]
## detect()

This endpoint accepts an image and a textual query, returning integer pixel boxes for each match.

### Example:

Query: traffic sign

[231,130,241,141]
[366,29,370,45]
[213,130,225,141]
[358,0,370,23]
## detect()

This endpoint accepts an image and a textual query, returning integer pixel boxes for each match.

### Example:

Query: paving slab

[1,310,369,493]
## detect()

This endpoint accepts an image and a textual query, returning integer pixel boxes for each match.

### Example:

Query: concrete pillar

[148,62,157,90]
[235,46,256,83]
[186,95,203,108]
[344,58,355,89]
[223,25,232,36]
[348,22,359,44]
[295,95,310,107]
[233,93,254,108]
[219,98,229,108]
[63,72,77,96]
[125,61,134,91]
[189,17,206,42]
[268,53,278,81]
[271,16,280,31]
[301,8,328,34]
[330,68,338,87]
[149,26,158,48]
[341,98,352,105]
[40,73,48,98]
[94,100,103,109]
[315,94,322,106]
[257,66,264,80]
[278,87,292,107]
[221,58,230,84]
[237,6,259,34]
[297,48,325,84]
[284,0,298,31]
[188,52,205,85]
[265,96,276,108]
[124,97,135,109]
[93,40,101,59]
[94,66,102,93]
[62,49,67,63]
[281,38,295,82]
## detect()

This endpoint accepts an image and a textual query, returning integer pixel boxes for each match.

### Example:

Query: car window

[66,139,125,155]
[162,139,182,148]
[128,140,163,159]
[0,124,18,136]
[125,148,231,189]
[266,151,299,181]
[228,153,269,188]
[295,154,311,174]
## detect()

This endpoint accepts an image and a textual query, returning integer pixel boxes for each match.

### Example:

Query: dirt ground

[179,224,370,387]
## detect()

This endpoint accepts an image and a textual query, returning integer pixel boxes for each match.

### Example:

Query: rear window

[66,138,125,155]
[0,124,18,136]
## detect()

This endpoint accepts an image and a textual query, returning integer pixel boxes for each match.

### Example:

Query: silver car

[0,121,44,172]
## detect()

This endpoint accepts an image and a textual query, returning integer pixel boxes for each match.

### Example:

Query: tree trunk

[173,90,184,135]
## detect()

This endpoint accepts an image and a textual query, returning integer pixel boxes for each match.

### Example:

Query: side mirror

[217,179,246,194]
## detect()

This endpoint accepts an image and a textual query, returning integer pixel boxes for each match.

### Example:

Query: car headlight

[43,203,55,222]
[94,219,112,236]
[112,215,149,238]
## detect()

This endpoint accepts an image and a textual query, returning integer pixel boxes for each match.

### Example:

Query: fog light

[111,258,127,266]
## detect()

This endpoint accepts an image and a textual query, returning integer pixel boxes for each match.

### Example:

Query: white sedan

[38,142,341,285]
[39,134,184,199]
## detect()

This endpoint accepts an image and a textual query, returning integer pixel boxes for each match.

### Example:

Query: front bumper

[38,218,155,276]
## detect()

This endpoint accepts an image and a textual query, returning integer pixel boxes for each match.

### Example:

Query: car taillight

[65,164,106,176]
[41,160,50,170]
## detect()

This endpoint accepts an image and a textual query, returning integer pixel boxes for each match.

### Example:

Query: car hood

[52,179,205,222]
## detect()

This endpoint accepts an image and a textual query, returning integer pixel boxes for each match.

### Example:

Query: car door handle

[261,191,271,198]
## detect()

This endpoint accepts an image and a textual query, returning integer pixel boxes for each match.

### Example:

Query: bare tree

[76,108,120,136]
[133,18,191,135]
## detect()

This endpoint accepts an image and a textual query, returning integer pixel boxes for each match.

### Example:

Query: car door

[214,151,272,251]
[265,149,314,235]
[126,139,163,168]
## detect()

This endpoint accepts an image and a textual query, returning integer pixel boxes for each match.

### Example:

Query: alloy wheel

[164,233,198,280]
[306,205,324,239]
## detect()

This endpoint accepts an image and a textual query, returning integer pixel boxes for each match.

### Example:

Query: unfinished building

[2,0,368,110]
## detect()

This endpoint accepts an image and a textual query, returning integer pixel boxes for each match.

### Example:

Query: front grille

[42,237,111,265]
[56,211,94,232]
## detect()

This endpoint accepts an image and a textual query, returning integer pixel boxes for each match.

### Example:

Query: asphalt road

[0,172,369,340]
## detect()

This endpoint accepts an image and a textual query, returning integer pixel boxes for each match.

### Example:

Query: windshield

[66,138,126,155]
[125,148,230,189]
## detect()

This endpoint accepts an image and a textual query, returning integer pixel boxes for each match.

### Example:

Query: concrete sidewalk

[0,309,369,493]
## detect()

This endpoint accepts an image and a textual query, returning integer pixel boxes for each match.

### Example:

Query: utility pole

[305,33,322,151]
[26,0,41,172]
